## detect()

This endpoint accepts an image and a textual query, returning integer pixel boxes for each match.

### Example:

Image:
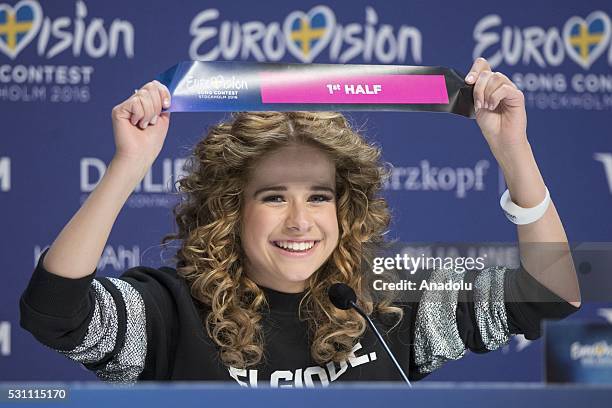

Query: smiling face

[240,143,340,293]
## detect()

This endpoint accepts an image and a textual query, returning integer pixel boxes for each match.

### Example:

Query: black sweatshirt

[19,249,579,386]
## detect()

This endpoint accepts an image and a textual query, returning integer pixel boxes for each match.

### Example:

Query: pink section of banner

[259,73,449,104]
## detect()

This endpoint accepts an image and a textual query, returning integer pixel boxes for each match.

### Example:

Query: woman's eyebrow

[253,185,336,197]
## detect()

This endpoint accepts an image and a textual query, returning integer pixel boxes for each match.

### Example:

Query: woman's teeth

[274,241,316,252]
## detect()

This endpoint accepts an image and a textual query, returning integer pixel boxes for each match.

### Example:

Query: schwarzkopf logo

[384,160,489,199]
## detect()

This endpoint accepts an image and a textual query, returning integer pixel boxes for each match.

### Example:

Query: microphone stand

[350,300,412,388]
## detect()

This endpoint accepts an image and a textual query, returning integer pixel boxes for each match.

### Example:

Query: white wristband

[500,187,550,225]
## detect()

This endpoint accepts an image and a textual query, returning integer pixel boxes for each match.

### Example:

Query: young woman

[20,58,581,385]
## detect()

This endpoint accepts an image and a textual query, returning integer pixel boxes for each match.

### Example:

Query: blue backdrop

[1,0,611,382]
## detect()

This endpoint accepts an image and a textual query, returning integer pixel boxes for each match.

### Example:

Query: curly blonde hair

[163,111,402,369]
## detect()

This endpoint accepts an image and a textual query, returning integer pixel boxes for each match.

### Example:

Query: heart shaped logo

[0,0,42,60]
[284,5,335,63]
[563,10,611,69]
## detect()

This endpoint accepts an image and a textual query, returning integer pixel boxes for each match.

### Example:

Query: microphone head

[328,283,357,310]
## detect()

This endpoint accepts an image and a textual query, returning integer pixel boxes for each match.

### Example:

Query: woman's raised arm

[43,80,171,279]
[464,57,581,307]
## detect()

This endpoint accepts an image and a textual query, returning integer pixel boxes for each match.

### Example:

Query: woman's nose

[285,202,313,232]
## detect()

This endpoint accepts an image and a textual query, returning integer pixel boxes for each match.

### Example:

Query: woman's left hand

[465,57,528,156]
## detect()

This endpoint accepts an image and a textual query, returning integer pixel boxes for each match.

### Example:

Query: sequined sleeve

[411,265,579,376]
[19,249,147,383]
[59,277,147,383]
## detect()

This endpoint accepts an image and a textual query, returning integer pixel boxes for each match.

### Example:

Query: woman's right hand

[111,80,172,170]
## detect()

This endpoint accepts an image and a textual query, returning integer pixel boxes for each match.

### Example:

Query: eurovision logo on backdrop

[473,10,612,111]
[0,0,135,103]
[189,5,423,64]
[0,0,42,59]
[285,6,335,64]
[565,12,610,70]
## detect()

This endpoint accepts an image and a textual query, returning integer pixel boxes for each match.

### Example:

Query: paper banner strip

[156,61,475,117]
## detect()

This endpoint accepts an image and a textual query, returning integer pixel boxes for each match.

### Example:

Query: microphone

[328,283,412,387]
